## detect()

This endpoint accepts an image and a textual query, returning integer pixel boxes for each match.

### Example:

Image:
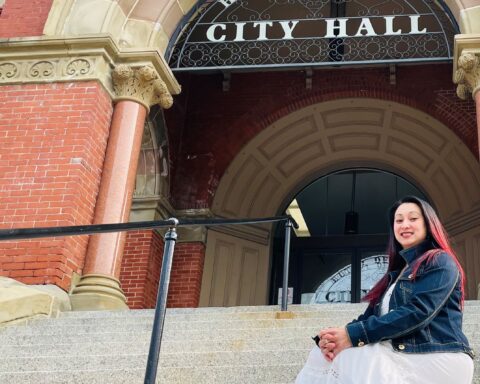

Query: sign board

[310,254,388,304]
[169,0,457,71]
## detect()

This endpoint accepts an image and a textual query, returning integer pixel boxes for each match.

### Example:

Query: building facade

[0,0,480,310]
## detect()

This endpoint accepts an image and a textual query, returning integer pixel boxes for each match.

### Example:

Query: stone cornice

[453,34,480,100]
[0,35,181,103]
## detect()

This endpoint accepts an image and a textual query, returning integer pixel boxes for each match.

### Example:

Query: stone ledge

[0,277,71,326]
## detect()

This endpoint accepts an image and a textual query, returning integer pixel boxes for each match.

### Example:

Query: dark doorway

[270,169,427,305]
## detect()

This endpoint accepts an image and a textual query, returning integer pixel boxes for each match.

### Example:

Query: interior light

[286,199,311,237]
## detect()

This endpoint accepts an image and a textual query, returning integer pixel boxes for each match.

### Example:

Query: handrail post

[144,218,179,384]
[281,219,293,311]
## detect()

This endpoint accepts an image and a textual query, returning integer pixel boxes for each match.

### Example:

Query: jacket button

[358,341,365,347]
[398,344,405,350]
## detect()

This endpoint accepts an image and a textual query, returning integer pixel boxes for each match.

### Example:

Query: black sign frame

[167,0,460,71]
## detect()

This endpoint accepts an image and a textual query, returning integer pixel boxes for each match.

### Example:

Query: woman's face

[393,202,427,249]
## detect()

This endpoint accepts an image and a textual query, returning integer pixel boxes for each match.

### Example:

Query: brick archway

[208,98,480,299]
[170,67,478,211]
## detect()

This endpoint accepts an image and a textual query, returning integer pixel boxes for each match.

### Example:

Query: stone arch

[213,98,480,220]
[206,98,480,302]
[43,0,480,54]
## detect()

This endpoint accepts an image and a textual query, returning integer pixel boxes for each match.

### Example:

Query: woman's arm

[345,252,459,347]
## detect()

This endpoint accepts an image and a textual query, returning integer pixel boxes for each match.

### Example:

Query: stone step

[14,310,480,328]
[0,349,308,372]
[0,363,478,384]
[1,322,478,346]
[0,303,478,384]
[2,312,480,338]
[0,336,477,358]
[54,302,480,320]
[0,364,300,384]
[0,337,302,357]
[0,317,364,334]
[0,315,360,334]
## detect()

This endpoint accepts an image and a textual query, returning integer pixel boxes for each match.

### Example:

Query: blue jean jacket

[345,241,475,359]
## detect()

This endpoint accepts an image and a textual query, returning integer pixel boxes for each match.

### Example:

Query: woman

[295,196,475,384]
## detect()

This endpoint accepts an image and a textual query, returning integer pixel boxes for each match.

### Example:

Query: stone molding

[445,204,480,237]
[69,274,128,310]
[0,35,181,102]
[209,224,271,246]
[112,64,173,111]
[129,200,211,243]
[453,34,480,100]
[130,195,175,223]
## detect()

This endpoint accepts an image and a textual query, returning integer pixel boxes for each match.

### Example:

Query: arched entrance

[200,98,480,307]
[270,168,428,305]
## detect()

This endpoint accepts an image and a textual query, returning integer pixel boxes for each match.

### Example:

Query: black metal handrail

[0,216,296,240]
[0,215,298,384]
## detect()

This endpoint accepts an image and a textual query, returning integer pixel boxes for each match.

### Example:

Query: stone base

[70,274,128,311]
[0,277,70,325]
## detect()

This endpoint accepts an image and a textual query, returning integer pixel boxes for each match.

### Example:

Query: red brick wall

[121,230,162,309]
[167,242,205,308]
[0,82,113,290]
[168,65,478,209]
[0,0,53,37]
[120,230,205,309]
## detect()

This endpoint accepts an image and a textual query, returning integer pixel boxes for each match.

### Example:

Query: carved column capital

[112,64,173,111]
[454,51,480,100]
[453,35,480,100]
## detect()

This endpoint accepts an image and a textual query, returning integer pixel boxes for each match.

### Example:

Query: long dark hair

[363,196,465,307]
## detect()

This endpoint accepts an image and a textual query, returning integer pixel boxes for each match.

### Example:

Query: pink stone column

[476,92,480,158]
[70,101,147,310]
[69,64,175,310]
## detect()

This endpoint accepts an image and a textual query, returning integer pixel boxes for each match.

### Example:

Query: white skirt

[295,342,474,384]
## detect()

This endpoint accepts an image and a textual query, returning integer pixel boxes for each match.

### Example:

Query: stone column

[453,37,480,156]
[454,37,480,300]
[70,65,173,310]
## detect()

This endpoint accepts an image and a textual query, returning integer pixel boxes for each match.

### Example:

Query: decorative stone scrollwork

[66,59,91,76]
[29,61,55,78]
[0,63,19,80]
[454,51,480,100]
[112,64,173,110]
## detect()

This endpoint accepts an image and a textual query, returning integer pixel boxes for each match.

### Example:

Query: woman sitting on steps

[295,195,475,384]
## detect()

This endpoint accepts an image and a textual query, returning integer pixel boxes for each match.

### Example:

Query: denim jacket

[345,241,475,359]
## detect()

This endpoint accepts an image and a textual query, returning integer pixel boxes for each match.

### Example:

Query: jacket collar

[399,240,433,265]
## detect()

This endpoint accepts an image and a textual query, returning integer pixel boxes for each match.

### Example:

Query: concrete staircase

[0,302,478,383]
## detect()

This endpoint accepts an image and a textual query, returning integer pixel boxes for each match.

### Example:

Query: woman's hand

[317,327,353,362]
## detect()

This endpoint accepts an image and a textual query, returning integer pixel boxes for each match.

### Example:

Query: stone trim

[453,34,480,100]
[0,35,181,101]
[210,224,271,246]
[445,205,480,237]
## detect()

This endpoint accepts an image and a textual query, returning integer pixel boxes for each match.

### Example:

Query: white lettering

[205,15,429,43]
[325,18,348,38]
[218,0,236,8]
[279,20,299,39]
[234,22,246,41]
[355,18,377,36]
[409,15,427,33]
[206,24,227,42]
[253,21,273,40]
[384,16,401,35]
